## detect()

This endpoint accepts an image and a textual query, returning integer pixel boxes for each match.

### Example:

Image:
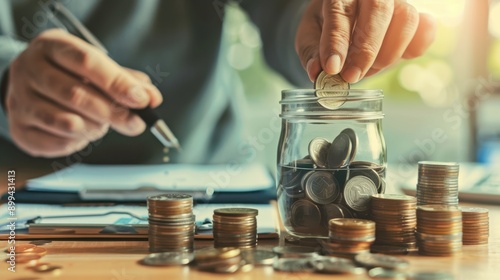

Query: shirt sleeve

[240,0,311,88]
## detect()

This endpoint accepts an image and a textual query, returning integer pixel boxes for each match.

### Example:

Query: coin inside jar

[344,175,378,212]
[327,133,352,168]
[308,137,330,168]
[305,171,340,204]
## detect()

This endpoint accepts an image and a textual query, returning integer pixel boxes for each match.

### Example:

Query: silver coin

[379,177,386,193]
[272,246,319,258]
[327,133,352,168]
[273,258,314,272]
[344,175,378,212]
[408,271,455,280]
[305,171,340,204]
[354,253,409,270]
[368,267,407,279]
[350,169,381,190]
[241,250,276,265]
[141,252,193,266]
[322,204,346,222]
[290,199,322,228]
[312,257,365,275]
[308,137,330,168]
[340,128,358,163]
[314,72,350,109]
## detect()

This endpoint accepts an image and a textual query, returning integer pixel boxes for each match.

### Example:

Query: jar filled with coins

[277,73,386,239]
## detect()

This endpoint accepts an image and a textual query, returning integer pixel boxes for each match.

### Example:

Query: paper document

[26,163,274,193]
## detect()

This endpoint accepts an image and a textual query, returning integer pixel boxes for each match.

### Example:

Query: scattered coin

[195,247,245,273]
[273,258,314,272]
[141,252,193,266]
[312,256,366,275]
[241,250,276,265]
[31,264,63,273]
[11,254,42,264]
[14,244,36,253]
[408,271,455,280]
[272,246,319,258]
[368,267,407,279]
[354,253,409,270]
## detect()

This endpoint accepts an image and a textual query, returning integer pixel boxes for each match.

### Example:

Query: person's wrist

[1,68,9,112]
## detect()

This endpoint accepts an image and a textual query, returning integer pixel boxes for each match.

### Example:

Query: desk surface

[0,203,498,280]
[1,169,499,280]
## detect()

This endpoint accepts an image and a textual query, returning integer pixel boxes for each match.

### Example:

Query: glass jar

[276,89,386,239]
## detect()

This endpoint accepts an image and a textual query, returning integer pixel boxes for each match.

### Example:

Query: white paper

[26,163,274,193]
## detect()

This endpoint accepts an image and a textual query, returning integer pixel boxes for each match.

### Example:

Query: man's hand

[5,29,163,157]
[296,0,437,83]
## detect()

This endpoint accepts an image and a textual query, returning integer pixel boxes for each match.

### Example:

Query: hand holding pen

[2,2,179,158]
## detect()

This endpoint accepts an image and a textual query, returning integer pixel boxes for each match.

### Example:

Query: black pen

[48,2,181,150]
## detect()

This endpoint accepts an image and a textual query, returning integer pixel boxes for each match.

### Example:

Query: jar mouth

[280,89,384,120]
[281,89,383,101]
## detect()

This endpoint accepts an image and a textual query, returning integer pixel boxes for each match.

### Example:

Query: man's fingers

[295,0,323,82]
[341,0,394,83]
[403,13,437,59]
[110,112,146,136]
[320,0,358,75]
[32,29,160,109]
[10,125,88,158]
[22,58,146,136]
[371,1,419,70]
[123,68,163,108]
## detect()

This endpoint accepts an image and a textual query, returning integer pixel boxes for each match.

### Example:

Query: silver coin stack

[213,208,258,249]
[148,193,195,253]
[416,161,459,206]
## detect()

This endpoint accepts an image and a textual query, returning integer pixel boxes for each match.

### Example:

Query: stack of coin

[417,161,459,206]
[416,205,462,256]
[147,193,195,253]
[370,194,417,249]
[461,207,489,245]
[194,247,252,273]
[324,218,376,256]
[278,129,385,236]
[212,208,258,249]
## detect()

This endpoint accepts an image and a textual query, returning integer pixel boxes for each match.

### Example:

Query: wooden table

[1,170,499,280]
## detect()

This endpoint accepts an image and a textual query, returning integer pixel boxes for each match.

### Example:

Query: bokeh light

[489,1,500,38]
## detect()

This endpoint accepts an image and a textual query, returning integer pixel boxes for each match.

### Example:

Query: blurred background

[222,0,500,170]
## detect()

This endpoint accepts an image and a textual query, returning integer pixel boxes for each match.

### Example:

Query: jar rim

[281,89,383,100]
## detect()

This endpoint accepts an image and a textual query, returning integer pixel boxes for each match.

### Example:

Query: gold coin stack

[417,161,459,206]
[416,205,462,256]
[370,194,417,249]
[147,193,195,253]
[461,207,489,245]
[325,218,375,256]
[213,208,258,249]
